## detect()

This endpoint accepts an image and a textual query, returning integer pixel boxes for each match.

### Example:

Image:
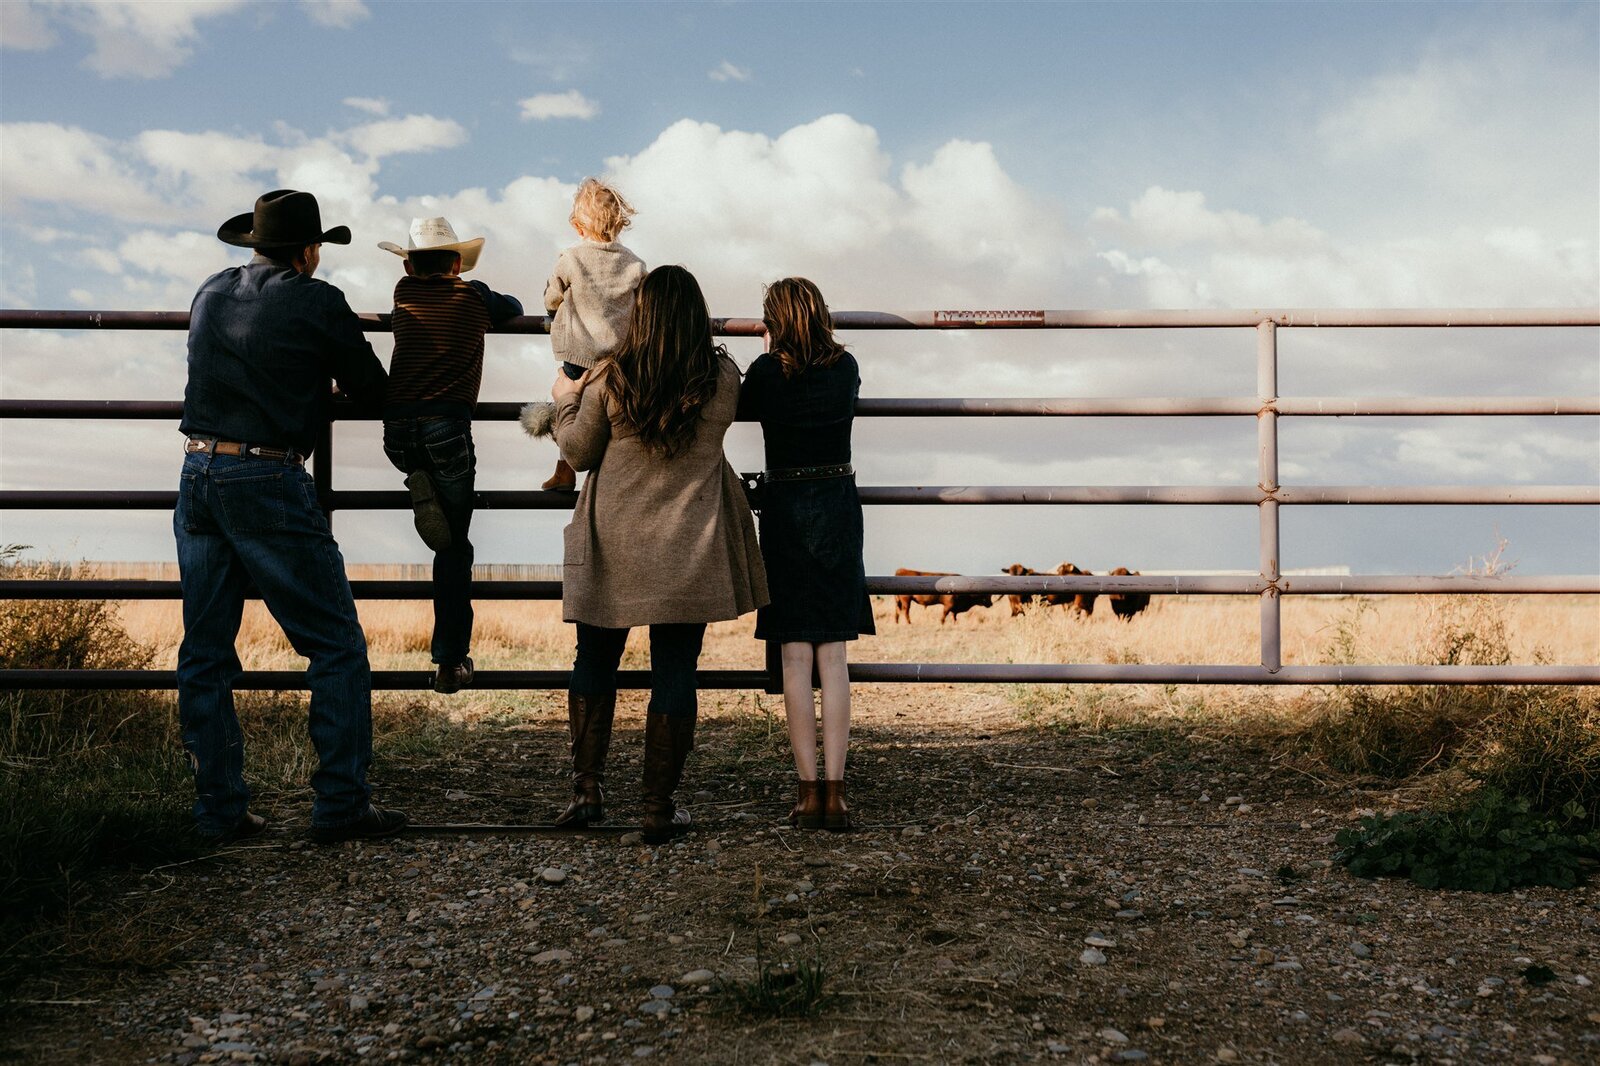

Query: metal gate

[2,306,1597,691]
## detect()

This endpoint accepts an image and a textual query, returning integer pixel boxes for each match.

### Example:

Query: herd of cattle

[892,565,1153,625]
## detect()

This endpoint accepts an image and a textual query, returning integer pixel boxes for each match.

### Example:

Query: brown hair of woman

[763,276,848,378]
[599,264,725,457]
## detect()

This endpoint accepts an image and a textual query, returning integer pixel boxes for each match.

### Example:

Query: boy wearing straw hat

[378,217,523,694]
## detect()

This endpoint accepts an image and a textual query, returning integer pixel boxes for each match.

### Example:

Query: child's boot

[790,780,824,829]
[405,470,453,551]
[821,779,852,832]
[543,458,577,493]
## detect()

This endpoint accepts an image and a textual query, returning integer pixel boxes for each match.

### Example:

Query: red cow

[1004,562,1097,617]
[894,567,994,624]
[1003,562,1040,617]
[1106,566,1151,620]
[1048,561,1098,617]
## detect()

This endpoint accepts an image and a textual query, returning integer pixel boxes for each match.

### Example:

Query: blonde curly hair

[570,177,635,242]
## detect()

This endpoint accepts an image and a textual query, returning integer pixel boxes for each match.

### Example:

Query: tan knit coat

[554,354,769,628]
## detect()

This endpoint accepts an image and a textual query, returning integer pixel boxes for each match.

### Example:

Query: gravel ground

[4,686,1597,1065]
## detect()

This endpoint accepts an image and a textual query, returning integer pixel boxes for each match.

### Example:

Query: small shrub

[0,558,154,673]
[1308,547,1545,781]
[1305,686,1477,777]
[1335,788,1598,892]
[1470,690,1599,827]
[0,555,198,988]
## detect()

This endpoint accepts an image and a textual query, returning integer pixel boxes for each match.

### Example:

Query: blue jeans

[382,417,476,666]
[174,452,373,832]
[571,622,707,718]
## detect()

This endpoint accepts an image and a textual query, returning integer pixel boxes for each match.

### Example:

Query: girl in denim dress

[737,278,874,830]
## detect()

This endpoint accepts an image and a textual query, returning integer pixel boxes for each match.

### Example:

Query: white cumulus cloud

[708,60,751,83]
[301,0,370,29]
[17,0,248,79]
[342,96,390,116]
[1088,185,1597,308]
[343,114,468,160]
[0,122,172,220]
[0,1,56,49]
[519,90,599,121]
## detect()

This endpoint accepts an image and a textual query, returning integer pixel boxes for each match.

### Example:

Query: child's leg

[421,419,476,670]
[544,370,584,492]
[380,420,413,476]
[816,642,851,781]
[780,642,818,780]
[385,419,453,553]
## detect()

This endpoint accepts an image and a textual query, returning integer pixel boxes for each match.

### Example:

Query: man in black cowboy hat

[176,189,406,844]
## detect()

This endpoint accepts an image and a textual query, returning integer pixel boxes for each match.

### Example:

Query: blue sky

[1,0,1596,578]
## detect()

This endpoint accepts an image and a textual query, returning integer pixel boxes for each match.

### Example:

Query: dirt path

[5,687,1597,1065]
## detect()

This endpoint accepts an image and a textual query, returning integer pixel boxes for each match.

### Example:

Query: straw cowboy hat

[217,189,351,248]
[378,217,484,271]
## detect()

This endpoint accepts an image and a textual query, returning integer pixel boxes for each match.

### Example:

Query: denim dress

[738,352,875,643]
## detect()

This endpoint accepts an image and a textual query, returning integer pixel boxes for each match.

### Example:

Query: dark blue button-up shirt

[180,256,387,457]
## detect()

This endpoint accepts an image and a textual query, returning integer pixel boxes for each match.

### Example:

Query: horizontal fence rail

[5,307,1598,332]
[3,486,1595,510]
[7,397,1600,419]
[4,574,1597,600]
[2,664,1596,690]
[2,305,1596,690]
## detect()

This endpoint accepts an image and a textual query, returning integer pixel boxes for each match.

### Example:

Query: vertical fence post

[313,419,335,521]
[1257,321,1282,673]
[764,640,784,695]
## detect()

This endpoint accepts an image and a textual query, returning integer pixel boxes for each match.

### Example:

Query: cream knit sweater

[543,240,647,369]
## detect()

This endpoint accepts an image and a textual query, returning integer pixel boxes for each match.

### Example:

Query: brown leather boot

[821,779,852,832]
[640,711,695,844]
[554,691,615,828]
[790,780,824,829]
[542,458,577,492]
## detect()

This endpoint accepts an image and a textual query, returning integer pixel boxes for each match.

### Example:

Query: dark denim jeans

[382,417,476,666]
[571,622,707,718]
[174,452,373,833]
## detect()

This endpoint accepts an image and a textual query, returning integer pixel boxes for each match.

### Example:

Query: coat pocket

[562,520,588,567]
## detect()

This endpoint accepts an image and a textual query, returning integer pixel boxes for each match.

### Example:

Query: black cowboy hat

[217,189,352,249]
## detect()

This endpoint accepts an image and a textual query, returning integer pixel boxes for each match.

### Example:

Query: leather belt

[185,437,302,464]
[763,463,854,482]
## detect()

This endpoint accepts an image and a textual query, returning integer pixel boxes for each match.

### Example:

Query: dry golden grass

[116,592,1599,672]
[109,592,1598,740]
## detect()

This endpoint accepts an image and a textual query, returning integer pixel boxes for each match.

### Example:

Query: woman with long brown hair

[738,277,873,830]
[548,264,767,844]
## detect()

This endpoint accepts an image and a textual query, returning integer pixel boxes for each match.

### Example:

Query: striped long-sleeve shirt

[384,273,523,418]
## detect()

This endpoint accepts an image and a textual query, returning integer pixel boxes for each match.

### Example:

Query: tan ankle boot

[790,780,824,829]
[821,779,851,831]
[542,458,577,492]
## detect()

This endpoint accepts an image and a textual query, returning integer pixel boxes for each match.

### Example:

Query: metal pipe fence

[2,306,1597,691]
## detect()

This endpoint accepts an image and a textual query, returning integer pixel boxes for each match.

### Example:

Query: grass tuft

[717,934,830,1018]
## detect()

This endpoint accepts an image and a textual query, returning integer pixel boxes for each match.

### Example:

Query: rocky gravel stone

[9,696,1597,1065]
